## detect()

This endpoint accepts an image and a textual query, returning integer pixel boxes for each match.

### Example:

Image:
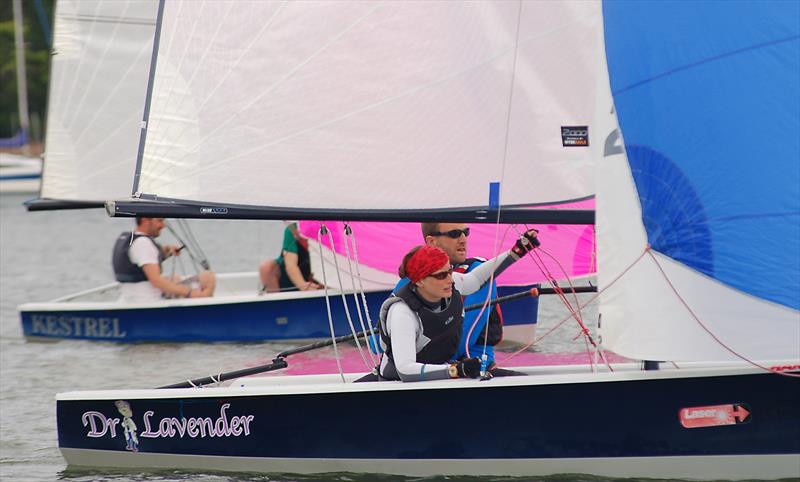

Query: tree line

[0,0,55,143]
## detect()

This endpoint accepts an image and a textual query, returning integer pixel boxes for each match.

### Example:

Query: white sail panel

[41,0,158,202]
[137,1,603,211]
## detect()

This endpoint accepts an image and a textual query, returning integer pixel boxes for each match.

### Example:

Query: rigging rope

[646,249,800,379]
[317,224,345,383]
[322,226,373,371]
[341,224,377,368]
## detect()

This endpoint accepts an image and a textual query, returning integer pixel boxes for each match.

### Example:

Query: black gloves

[511,229,540,258]
[452,358,482,379]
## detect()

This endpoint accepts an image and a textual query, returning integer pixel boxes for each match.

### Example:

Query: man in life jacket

[259,221,322,293]
[112,216,216,301]
[422,222,505,367]
[392,223,538,371]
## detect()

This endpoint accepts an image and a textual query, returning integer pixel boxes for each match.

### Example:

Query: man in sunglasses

[421,223,504,369]
[380,228,539,382]
[390,222,539,374]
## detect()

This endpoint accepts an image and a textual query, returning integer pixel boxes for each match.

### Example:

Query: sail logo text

[561,125,589,147]
[30,315,126,339]
[81,403,255,440]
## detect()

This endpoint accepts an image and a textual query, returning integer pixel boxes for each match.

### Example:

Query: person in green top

[259,222,323,293]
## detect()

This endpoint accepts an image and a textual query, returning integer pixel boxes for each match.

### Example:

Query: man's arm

[141,264,195,297]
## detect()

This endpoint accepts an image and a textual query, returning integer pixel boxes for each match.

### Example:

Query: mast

[131,0,166,196]
[12,0,31,156]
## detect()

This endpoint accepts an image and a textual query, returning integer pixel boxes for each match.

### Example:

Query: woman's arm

[454,251,516,296]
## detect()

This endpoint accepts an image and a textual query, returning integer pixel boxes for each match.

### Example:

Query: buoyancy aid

[378,282,464,378]
[454,257,504,346]
[296,237,313,282]
[112,232,164,283]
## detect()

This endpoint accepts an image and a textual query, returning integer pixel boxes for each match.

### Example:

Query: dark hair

[420,223,439,239]
[135,215,144,226]
[398,245,424,278]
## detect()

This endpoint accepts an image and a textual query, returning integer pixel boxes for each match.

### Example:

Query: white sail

[136,1,603,211]
[40,0,158,202]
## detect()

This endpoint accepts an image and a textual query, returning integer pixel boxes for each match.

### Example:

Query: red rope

[646,250,800,379]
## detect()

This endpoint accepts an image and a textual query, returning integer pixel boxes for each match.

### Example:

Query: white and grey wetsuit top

[379,251,515,382]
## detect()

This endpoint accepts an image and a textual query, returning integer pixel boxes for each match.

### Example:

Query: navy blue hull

[57,371,799,460]
[22,285,539,342]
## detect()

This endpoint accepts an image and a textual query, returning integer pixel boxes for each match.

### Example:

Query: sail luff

[131,0,166,196]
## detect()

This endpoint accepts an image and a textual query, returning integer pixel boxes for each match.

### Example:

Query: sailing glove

[452,358,482,378]
[511,229,540,258]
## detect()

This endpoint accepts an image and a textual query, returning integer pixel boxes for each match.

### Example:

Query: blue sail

[603,0,800,310]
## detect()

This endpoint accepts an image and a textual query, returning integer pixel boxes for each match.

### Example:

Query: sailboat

[0,0,42,194]
[13,0,389,342]
[18,0,590,343]
[55,1,799,479]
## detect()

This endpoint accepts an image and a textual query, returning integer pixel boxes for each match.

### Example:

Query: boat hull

[20,283,539,342]
[56,364,800,479]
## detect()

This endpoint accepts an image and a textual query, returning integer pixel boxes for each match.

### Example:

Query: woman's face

[415,261,453,302]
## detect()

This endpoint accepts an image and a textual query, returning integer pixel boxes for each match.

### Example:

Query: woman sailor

[378,230,538,382]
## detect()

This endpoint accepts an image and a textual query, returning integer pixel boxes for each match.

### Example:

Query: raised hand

[511,229,540,258]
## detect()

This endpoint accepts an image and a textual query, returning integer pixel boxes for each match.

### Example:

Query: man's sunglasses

[427,268,453,280]
[431,228,470,239]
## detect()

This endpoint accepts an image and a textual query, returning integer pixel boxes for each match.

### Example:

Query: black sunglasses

[431,228,470,239]
[427,268,453,280]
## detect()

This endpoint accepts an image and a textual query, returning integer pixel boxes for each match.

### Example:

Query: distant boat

[55,1,798,479]
[0,0,41,194]
[0,152,42,194]
[19,0,577,343]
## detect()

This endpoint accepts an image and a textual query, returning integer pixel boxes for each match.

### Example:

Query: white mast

[12,0,31,156]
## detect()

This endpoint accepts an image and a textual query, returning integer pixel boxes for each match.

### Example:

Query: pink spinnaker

[299,199,595,286]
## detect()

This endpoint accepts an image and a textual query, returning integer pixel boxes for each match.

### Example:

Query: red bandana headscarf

[405,246,450,283]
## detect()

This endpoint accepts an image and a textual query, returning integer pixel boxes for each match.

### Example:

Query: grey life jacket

[378,282,464,379]
[112,232,164,283]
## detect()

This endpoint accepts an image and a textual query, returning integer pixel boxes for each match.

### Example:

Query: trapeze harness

[378,282,464,380]
[112,232,165,283]
[454,257,504,346]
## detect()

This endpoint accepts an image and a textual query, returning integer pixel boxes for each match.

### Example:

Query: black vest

[455,257,504,346]
[296,240,313,282]
[378,282,464,378]
[112,232,164,283]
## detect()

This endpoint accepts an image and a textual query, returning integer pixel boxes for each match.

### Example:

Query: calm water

[0,192,775,482]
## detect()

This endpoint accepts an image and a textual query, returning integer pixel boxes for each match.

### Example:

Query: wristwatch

[448,364,458,378]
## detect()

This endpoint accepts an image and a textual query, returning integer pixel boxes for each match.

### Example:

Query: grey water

[0,192,778,482]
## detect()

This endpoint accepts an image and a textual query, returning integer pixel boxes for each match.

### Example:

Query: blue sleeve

[457,261,497,362]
